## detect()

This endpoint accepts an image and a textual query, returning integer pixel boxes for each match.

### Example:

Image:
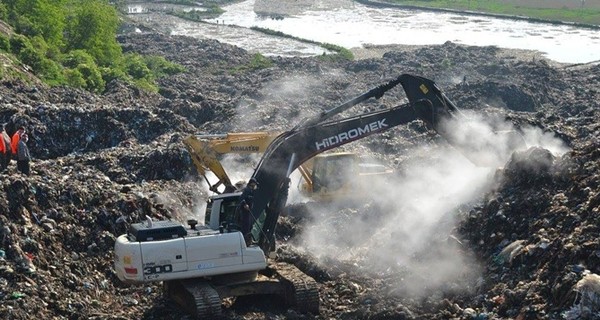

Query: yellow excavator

[183,132,393,200]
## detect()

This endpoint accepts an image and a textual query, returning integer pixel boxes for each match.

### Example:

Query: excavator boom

[252,101,426,252]
[182,75,416,195]
[183,132,279,193]
[250,74,487,253]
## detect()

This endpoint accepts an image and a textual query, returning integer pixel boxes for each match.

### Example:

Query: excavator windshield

[204,193,242,230]
[312,153,356,193]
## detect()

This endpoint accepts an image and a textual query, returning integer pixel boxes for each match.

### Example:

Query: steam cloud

[297,111,569,298]
[232,75,325,131]
[151,188,207,223]
[440,110,569,167]
[218,154,262,188]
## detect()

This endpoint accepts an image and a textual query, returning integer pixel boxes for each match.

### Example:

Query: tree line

[0,0,185,93]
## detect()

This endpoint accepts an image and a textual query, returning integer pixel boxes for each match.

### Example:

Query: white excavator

[114,74,525,318]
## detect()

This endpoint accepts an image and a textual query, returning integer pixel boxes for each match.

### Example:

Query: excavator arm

[181,72,415,196]
[251,101,427,253]
[248,74,500,254]
[183,132,279,193]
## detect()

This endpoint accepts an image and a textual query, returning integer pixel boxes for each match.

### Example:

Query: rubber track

[181,281,222,319]
[273,263,320,313]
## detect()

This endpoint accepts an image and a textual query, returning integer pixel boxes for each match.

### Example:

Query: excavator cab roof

[209,191,242,200]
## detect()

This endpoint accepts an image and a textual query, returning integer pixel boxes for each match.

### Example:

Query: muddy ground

[1,7,600,320]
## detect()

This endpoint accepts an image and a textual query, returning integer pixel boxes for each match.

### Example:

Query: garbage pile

[0,29,599,320]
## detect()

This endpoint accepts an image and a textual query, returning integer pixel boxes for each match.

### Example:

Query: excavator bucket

[399,74,462,133]
[399,74,527,166]
[183,136,236,193]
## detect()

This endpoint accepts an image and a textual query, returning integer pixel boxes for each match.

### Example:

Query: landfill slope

[0,31,599,320]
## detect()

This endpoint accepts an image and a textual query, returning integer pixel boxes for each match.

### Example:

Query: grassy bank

[168,6,226,20]
[382,0,600,26]
[250,27,354,61]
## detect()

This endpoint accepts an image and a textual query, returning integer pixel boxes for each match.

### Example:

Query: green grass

[0,52,40,84]
[250,27,354,61]
[168,5,225,21]
[319,43,354,61]
[382,0,600,26]
[231,53,274,73]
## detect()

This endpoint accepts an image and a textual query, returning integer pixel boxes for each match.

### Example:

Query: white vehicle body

[114,221,266,283]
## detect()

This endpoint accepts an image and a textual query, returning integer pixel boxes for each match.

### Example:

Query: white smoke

[232,75,325,131]
[288,169,312,203]
[439,110,569,167]
[521,125,570,156]
[302,146,490,296]
[219,153,262,187]
[299,110,570,297]
[199,153,262,194]
[150,186,207,224]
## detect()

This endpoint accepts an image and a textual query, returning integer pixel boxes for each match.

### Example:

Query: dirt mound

[0,29,599,320]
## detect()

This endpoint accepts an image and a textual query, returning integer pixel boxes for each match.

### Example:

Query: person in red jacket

[1,125,10,170]
[11,126,25,158]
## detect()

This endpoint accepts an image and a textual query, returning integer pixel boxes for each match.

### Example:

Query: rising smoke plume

[231,75,327,131]
[299,111,569,297]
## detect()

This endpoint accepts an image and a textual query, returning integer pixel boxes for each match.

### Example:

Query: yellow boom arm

[183,132,280,193]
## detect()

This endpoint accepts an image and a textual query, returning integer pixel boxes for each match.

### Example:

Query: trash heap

[460,140,600,319]
[0,30,599,320]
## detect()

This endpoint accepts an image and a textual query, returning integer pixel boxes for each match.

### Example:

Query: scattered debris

[0,17,599,320]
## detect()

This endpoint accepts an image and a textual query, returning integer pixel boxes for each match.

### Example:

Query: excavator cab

[297,152,393,201]
[312,153,356,193]
[204,192,242,230]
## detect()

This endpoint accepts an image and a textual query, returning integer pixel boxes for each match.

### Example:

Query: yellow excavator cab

[297,152,393,201]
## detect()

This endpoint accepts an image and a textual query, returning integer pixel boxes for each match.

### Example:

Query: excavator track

[163,264,318,318]
[164,279,222,319]
[271,262,320,313]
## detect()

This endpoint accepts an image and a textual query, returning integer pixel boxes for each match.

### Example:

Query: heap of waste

[0,28,599,320]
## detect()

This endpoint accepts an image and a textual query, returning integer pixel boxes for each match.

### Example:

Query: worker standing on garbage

[11,126,25,159]
[1,125,10,170]
[0,128,6,172]
[238,177,259,245]
[17,133,31,175]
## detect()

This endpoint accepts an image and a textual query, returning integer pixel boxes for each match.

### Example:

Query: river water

[128,0,600,63]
